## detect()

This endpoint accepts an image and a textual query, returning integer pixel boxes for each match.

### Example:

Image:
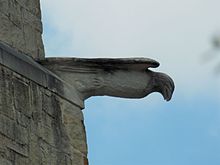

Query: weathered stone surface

[0,157,12,165]
[0,45,87,164]
[7,141,28,158]
[41,57,175,101]
[13,78,31,116]
[0,42,84,108]
[0,0,44,59]
[0,114,15,140]
[59,98,88,156]
[0,68,15,119]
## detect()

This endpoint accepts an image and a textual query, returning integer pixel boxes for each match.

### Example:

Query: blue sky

[40,0,220,164]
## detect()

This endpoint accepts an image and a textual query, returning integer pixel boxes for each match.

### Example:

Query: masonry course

[0,42,88,165]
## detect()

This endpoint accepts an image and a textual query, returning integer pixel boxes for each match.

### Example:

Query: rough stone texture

[0,0,44,59]
[0,46,88,164]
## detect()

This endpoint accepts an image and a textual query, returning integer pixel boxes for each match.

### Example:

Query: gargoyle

[40,57,174,101]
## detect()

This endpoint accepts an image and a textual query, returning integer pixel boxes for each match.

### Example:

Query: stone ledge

[0,42,83,108]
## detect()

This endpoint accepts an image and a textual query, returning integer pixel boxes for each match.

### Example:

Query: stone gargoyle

[40,57,174,102]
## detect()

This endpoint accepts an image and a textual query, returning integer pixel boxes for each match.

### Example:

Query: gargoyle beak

[150,72,175,102]
[162,74,175,101]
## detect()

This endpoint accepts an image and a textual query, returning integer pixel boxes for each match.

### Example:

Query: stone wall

[0,43,88,165]
[0,0,44,59]
[0,0,88,164]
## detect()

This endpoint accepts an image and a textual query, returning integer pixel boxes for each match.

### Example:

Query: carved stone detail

[40,57,175,101]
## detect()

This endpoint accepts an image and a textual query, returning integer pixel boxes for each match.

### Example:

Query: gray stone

[0,56,88,164]
[0,0,9,16]
[13,78,31,116]
[0,114,15,140]
[0,0,44,59]
[7,142,28,158]
[0,67,15,119]
[0,157,12,165]
[15,111,30,128]
[14,125,29,145]
[0,42,83,108]
[41,57,175,102]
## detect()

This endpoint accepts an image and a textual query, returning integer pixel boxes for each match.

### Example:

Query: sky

[40,0,220,164]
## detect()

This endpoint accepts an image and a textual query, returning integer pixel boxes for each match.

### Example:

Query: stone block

[55,153,69,165]
[23,23,37,56]
[38,139,57,165]
[40,124,54,144]
[0,67,15,119]
[28,133,41,165]
[7,142,28,158]
[42,92,56,117]
[13,78,31,117]
[71,149,84,165]
[0,13,25,53]
[60,100,87,155]
[0,157,12,165]
[7,149,28,165]
[0,114,15,140]
[17,0,41,17]
[36,31,45,57]
[14,153,28,165]
[42,112,53,128]
[37,123,56,146]
[9,0,22,28]
[0,0,9,16]
[60,99,84,121]
[15,111,30,128]
[22,9,42,32]
[64,118,87,155]
[14,125,29,145]
[0,134,11,158]
[31,0,41,17]
[30,83,42,116]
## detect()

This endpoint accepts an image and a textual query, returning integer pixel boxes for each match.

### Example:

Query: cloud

[40,0,220,96]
